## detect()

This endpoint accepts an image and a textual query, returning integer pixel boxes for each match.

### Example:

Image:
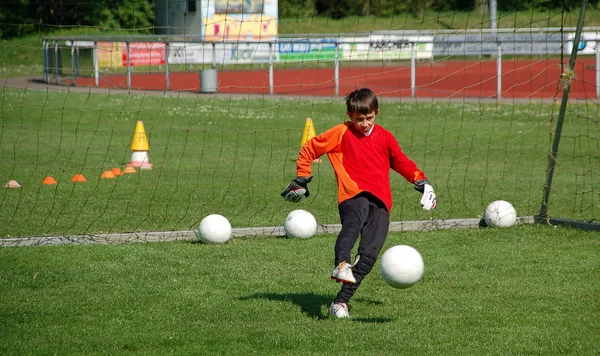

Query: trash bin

[200,68,218,93]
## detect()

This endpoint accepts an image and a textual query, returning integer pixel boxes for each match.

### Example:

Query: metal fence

[43,27,600,98]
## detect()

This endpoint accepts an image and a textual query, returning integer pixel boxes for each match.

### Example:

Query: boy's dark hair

[345,88,378,114]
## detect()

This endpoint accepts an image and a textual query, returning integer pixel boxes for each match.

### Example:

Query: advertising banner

[169,43,216,64]
[97,42,122,68]
[342,35,434,61]
[200,0,278,42]
[278,38,338,61]
[433,33,566,56]
[566,32,600,55]
[168,42,277,65]
[122,42,166,67]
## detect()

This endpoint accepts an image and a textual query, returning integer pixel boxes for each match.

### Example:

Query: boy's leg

[334,195,389,304]
[334,194,370,265]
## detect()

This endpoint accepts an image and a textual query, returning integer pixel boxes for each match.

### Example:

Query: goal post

[536,0,600,231]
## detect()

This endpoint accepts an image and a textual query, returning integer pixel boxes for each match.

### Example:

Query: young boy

[281,88,437,318]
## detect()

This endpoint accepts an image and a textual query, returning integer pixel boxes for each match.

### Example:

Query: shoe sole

[331,276,355,284]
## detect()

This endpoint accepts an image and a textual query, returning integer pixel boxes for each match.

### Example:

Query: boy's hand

[281,176,312,203]
[414,179,437,211]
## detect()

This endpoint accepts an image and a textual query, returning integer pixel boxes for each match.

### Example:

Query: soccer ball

[484,200,517,228]
[284,209,318,238]
[379,245,424,289]
[198,214,232,244]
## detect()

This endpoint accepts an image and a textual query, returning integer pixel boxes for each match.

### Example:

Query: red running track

[73,58,598,99]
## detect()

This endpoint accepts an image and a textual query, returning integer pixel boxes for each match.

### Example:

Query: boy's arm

[296,124,345,177]
[388,134,437,211]
[388,141,427,184]
[282,124,345,203]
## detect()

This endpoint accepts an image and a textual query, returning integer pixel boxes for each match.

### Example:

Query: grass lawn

[1,225,598,354]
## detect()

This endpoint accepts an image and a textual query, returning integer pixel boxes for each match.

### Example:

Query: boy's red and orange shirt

[296,121,427,212]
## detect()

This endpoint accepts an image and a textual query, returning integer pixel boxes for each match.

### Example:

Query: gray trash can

[200,68,218,93]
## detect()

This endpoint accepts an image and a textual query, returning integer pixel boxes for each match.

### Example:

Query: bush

[279,0,317,18]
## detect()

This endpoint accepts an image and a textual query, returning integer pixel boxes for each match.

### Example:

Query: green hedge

[1,0,595,40]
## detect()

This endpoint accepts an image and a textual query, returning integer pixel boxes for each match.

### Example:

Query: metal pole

[126,41,131,90]
[71,42,75,85]
[269,42,274,95]
[93,41,99,87]
[596,41,600,99]
[212,42,216,68]
[539,0,588,221]
[43,39,48,83]
[490,0,498,33]
[54,40,59,84]
[334,42,339,96]
[165,42,170,91]
[76,47,80,76]
[497,42,502,99]
[410,42,416,97]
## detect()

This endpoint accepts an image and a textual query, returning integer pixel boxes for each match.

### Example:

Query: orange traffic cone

[4,180,21,188]
[128,121,153,170]
[71,174,87,183]
[42,176,57,185]
[100,170,116,179]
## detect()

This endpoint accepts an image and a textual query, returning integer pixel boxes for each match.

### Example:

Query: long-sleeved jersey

[296,121,427,212]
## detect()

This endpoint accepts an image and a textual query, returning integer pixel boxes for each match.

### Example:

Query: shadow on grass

[239,292,393,323]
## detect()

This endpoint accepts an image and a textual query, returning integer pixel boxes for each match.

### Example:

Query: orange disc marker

[42,176,57,185]
[100,170,116,179]
[123,166,137,174]
[71,174,87,183]
[111,167,124,176]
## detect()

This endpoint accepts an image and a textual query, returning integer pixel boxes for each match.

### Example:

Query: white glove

[414,179,437,211]
[420,184,437,211]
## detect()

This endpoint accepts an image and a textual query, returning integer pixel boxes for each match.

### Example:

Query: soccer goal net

[1,0,599,245]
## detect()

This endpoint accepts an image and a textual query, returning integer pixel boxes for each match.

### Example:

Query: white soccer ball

[284,209,318,238]
[379,245,424,289]
[484,200,517,228]
[198,214,232,244]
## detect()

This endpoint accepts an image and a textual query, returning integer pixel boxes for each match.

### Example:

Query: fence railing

[42,28,600,98]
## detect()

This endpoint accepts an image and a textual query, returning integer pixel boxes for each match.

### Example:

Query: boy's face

[347,109,379,134]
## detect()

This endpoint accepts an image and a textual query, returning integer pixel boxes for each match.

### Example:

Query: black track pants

[333,193,390,304]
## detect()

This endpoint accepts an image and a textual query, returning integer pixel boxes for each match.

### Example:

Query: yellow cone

[300,117,316,147]
[130,121,149,151]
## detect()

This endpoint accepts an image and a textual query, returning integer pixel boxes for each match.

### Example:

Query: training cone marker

[123,166,137,174]
[300,117,317,147]
[42,176,57,185]
[129,121,153,170]
[71,174,87,183]
[100,170,116,179]
[300,117,321,163]
[111,168,124,176]
[4,180,21,188]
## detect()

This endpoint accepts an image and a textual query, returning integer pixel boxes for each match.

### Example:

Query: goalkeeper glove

[414,179,437,211]
[281,176,312,203]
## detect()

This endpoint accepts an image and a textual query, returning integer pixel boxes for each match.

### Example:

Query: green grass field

[1,87,598,238]
[1,225,598,354]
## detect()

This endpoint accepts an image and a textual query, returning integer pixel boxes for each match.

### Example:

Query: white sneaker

[329,302,350,318]
[331,255,359,284]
